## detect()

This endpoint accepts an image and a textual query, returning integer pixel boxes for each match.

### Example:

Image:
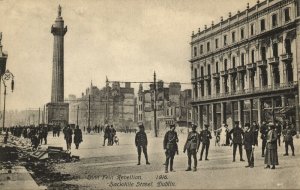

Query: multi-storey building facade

[190,0,300,131]
[68,82,136,129]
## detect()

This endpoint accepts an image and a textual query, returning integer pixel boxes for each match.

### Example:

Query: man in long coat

[64,125,73,151]
[283,122,296,156]
[260,121,268,157]
[199,124,212,161]
[244,123,255,168]
[229,121,245,162]
[135,124,150,165]
[163,124,178,173]
[74,125,83,149]
[184,124,200,172]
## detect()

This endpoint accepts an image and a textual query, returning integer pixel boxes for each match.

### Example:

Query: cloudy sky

[0,0,256,110]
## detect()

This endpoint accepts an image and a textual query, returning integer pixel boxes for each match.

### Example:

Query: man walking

[283,122,296,156]
[260,121,268,157]
[229,121,245,162]
[252,121,259,146]
[135,124,150,165]
[163,124,178,173]
[244,123,255,168]
[184,124,200,172]
[199,124,212,161]
[64,125,73,151]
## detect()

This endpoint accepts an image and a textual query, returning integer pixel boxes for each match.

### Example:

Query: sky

[0,0,257,110]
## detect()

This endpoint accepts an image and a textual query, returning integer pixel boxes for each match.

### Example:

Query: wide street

[40,130,300,189]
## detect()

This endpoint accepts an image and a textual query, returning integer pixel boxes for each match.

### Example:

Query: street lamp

[2,70,14,129]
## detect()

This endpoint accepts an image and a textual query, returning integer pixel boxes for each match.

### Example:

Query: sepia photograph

[0,0,300,189]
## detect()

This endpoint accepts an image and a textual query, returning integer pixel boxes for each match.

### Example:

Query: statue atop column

[58,5,62,17]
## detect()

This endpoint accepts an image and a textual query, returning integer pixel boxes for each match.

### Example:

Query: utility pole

[77,105,79,126]
[38,107,40,126]
[154,71,157,137]
[88,95,91,129]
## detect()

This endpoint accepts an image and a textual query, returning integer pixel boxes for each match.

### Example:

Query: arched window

[273,43,278,57]
[207,64,211,75]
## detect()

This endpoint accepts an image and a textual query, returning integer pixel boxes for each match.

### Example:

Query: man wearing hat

[135,124,150,165]
[229,121,245,162]
[199,124,212,161]
[183,124,200,171]
[260,121,268,157]
[244,123,255,168]
[163,124,179,173]
[264,123,279,169]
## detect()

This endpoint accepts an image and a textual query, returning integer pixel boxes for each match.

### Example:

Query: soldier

[199,124,212,161]
[183,124,200,172]
[244,123,255,168]
[264,123,279,169]
[64,125,73,151]
[229,121,245,162]
[74,125,83,149]
[260,121,268,157]
[135,124,150,165]
[252,121,259,146]
[163,124,178,173]
[282,122,296,156]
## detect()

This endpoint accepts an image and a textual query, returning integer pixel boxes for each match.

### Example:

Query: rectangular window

[272,14,277,27]
[261,47,266,60]
[241,53,245,66]
[215,38,219,49]
[285,8,290,22]
[273,43,278,57]
[216,62,219,73]
[207,42,210,52]
[232,32,236,43]
[260,19,265,32]
[224,35,227,46]
[240,28,244,39]
[194,47,197,57]
[201,67,204,77]
[251,24,255,36]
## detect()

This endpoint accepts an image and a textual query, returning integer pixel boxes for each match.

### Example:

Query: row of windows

[193,8,291,57]
[193,39,292,78]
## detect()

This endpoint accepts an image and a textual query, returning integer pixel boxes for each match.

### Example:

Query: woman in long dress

[220,124,228,146]
[264,123,279,169]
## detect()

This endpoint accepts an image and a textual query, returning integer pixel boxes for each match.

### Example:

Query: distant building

[137,81,192,134]
[68,82,136,130]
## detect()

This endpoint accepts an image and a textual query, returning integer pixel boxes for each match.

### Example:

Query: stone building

[68,81,136,130]
[137,81,192,133]
[190,0,300,131]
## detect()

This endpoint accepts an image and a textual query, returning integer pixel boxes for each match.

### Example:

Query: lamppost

[2,70,14,129]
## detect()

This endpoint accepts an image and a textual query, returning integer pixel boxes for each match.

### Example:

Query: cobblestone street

[42,131,300,189]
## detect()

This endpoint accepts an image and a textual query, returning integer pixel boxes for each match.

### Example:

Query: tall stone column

[211,104,215,130]
[47,5,69,126]
[51,5,67,103]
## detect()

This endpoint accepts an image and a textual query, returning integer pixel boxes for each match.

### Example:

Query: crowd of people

[135,119,297,173]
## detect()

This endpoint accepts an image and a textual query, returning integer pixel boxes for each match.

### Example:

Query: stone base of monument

[46,102,69,126]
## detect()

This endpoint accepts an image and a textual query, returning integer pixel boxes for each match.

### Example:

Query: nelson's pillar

[46,5,69,126]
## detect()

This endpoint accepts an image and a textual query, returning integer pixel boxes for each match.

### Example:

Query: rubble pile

[0,134,80,189]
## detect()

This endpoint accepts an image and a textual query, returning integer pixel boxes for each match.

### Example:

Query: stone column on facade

[228,75,232,93]
[281,95,286,107]
[205,80,209,97]
[268,65,273,88]
[207,104,210,126]
[212,79,216,96]
[197,105,201,127]
[211,104,215,130]
[238,100,242,126]
[220,76,224,93]
[257,98,262,125]
[198,82,201,99]
[296,18,300,132]
[221,102,225,124]
[250,99,253,125]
